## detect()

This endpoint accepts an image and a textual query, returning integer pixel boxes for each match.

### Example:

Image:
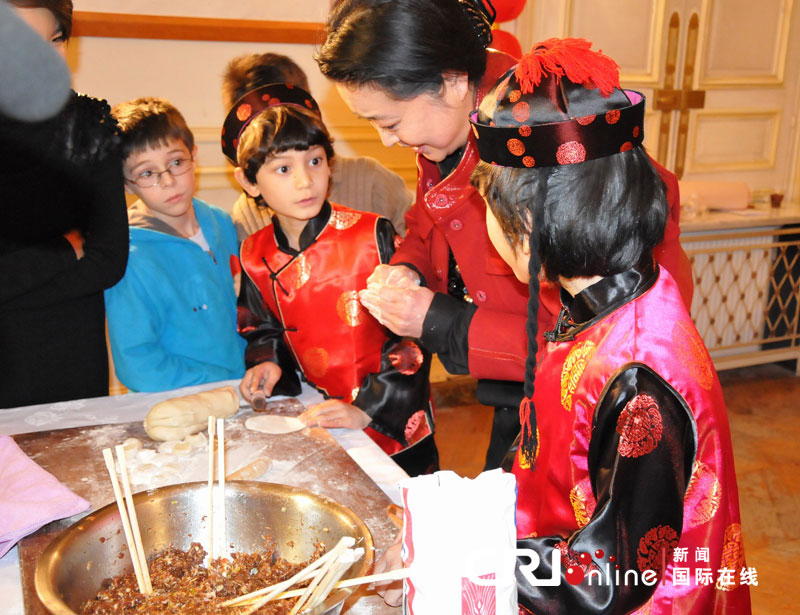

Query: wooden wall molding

[564,0,666,86]
[687,109,782,173]
[72,11,325,44]
[697,0,794,88]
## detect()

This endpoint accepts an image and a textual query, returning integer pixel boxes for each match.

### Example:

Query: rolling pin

[226,457,272,480]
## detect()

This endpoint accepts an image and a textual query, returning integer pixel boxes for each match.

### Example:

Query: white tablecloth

[0,380,409,615]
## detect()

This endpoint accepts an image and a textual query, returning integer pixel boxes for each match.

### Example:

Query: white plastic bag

[399,469,517,615]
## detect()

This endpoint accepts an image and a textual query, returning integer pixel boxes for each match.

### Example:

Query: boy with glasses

[105,97,245,392]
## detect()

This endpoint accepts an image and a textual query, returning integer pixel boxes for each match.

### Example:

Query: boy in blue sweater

[106,97,245,392]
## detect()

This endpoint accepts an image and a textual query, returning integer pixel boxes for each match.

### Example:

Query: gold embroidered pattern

[349,386,360,403]
[673,320,714,390]
[570,479,596,528]
[560,341,597,411]
[329,209,361,230]
[293,254,310,290]
[716,523,745,591]
[336,291,365,327]
[302,347,329,378]
[279,254,310,295]
[684,461,721,528]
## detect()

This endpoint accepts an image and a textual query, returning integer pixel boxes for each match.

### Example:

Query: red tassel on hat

[514,37,621,97]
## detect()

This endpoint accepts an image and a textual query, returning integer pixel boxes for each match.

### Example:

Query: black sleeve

[17,153,130,304]
[237,270,301,396]
[0,237,77,305]
[0,145,129,308]
[516,365,696,615]
[419,292,477,374]
[353,336,433,443]
[353,218,434,441]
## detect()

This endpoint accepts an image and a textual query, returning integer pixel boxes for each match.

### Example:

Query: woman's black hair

[237,105,336,187]
[8,0,73,40]
[316,0,494,99]
[471,147,668,458]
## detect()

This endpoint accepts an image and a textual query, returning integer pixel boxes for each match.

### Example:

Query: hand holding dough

[144,385,239,441]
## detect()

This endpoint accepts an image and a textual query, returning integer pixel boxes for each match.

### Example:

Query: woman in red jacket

[316,0,693,468]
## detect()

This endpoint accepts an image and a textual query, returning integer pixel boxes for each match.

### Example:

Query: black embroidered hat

[469,37,645,168]
[221,83,321,165]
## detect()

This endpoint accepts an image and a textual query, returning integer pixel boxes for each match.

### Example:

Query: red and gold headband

[221,83,321,165]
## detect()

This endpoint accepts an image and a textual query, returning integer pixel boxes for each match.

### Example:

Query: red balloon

[491,0,527,23]
[489,29,522,59]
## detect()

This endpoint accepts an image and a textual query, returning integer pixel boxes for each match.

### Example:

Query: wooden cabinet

[680,205,800,371]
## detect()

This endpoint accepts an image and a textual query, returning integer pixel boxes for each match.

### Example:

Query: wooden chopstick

[217,417,226,558]
[222,536,355,610]
[102,448,149,594]
[287,536,353,615]
[207,416,216,561]
[114,445,153,594]
[304,548,362,610]
[229,567,412,608]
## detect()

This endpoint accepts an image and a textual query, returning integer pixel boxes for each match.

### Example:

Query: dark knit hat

[470,37,645,168]
[221,83,321,165]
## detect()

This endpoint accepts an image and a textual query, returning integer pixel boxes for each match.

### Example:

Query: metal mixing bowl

[35,481,374,615]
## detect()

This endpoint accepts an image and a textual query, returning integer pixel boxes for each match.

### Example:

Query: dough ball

[245,415,306,435]
[135,449,157,463]
[160,462,183,475]
[172,441,194,456]
[130,463,158,484]
[157,441,178,455]
[150,452,178,467]
[122,438,143,453]
[184,432,207,449]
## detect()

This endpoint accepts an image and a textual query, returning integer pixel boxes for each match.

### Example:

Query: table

[0,380,408,615]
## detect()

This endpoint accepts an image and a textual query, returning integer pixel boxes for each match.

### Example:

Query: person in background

[468,39,748,614]
[0,0,128,408]
[105,98,245,392]
[222,52,412,240]
[227,84,438,476]
[317,0,694,469]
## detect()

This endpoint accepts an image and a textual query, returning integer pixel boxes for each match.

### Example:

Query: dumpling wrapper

[245,415,306,435]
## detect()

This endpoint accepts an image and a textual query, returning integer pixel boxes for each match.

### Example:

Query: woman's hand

[298,399,372,430]
[373,538,404,607]
[239,362,283,400]
[367,264,420,289]
[359,284,435,338]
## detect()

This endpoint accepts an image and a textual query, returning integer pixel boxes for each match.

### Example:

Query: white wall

[67,2,382,211]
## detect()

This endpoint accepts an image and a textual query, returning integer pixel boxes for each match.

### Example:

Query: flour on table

[245,415,306,435]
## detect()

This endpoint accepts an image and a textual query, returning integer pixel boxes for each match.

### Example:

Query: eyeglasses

[126,157,194,188]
